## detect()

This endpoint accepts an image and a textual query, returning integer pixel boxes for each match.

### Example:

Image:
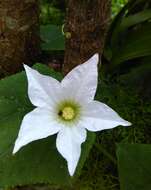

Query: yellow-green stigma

[57,100,80,123]
[61,106,75,121]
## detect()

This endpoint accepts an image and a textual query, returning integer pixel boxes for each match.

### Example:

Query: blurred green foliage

[40,0,128,25]
[112,0,128,17]
[40,24,65,51]
[40,0,65,25]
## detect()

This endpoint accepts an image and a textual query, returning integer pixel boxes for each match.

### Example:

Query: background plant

[0,0,151,190]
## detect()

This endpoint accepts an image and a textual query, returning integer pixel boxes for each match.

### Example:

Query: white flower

[13,54,131,176]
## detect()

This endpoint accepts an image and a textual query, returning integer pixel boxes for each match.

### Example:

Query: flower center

[60,106,75,121]
[57,100,81,124]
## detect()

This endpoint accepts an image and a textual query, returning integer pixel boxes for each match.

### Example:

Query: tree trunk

[0,0,39,78]
[63,0,111,74]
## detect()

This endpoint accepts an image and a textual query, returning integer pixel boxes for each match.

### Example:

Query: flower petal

[56,126,87,176]
[61,54,99,102]
[82,101,131,132]
[13,108,61,154]
[24,65,61,108]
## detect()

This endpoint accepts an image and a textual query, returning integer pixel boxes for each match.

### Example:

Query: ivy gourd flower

[13,54,131,176]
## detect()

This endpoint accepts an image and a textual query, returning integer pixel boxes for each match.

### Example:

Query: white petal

[61,54,99,102]
[56,126,87,176]
[82,101,131,132]
[24,65,61,108]
[13,108,61,154]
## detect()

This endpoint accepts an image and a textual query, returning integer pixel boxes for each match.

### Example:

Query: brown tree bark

[0,0,39,78]
[63,0,111,74]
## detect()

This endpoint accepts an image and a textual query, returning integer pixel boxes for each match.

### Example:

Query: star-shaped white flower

[13,54,131,176]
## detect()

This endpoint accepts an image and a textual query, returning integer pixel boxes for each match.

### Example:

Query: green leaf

[120,9,151,30]
[107,0,138,49]
[112,23,151,64]
[119,61,151,88]
[40,25,65,51]
[117,144,151,190]
[105,1,151,63]
[0,64,95,188]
